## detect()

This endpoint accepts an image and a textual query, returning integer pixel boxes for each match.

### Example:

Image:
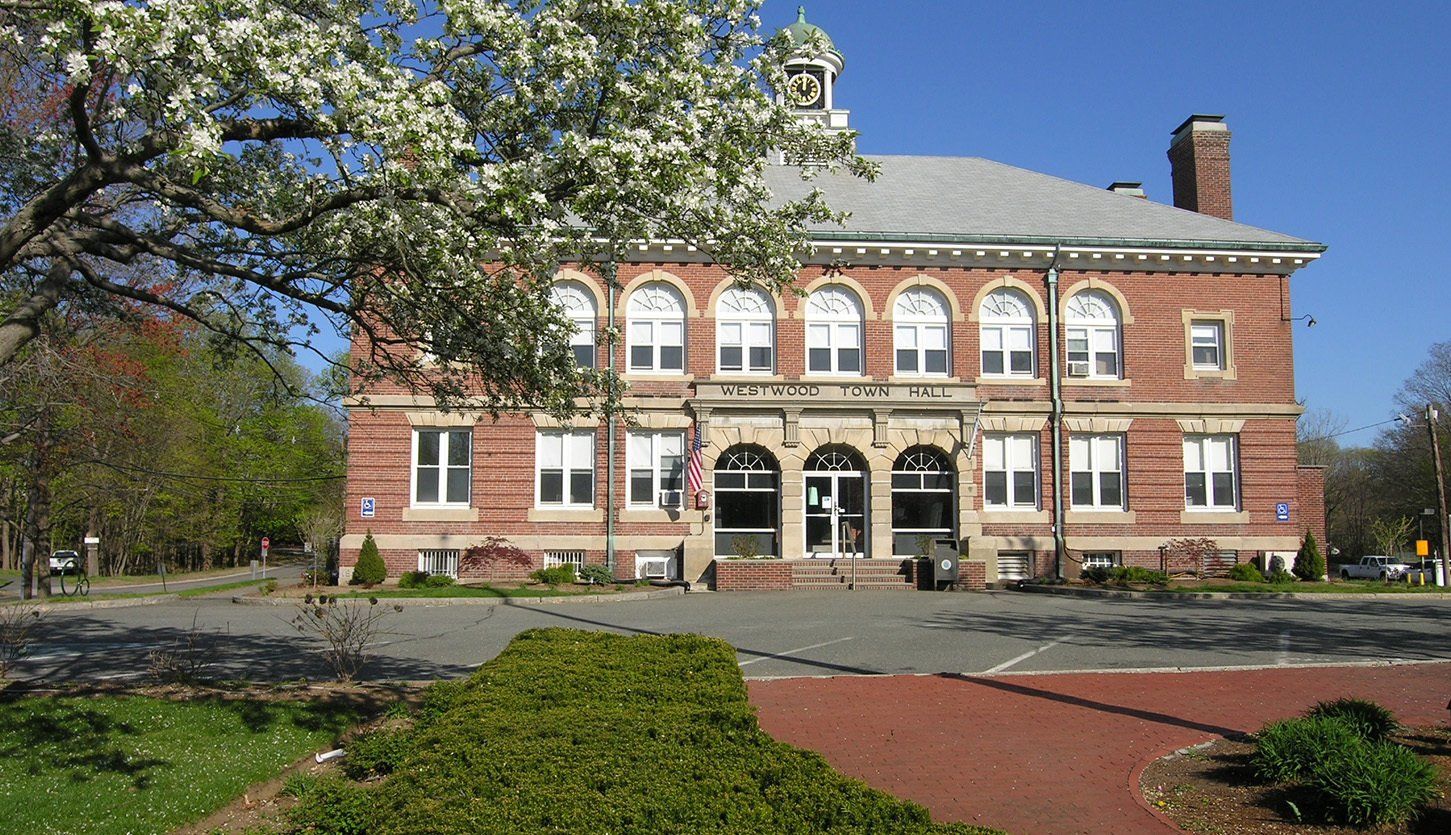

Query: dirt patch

[1141,729,1451,833]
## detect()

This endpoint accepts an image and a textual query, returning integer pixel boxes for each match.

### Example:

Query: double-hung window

[413,428,471,506]
[1190,321,1224,371]
[983,433,1038,509]
[627,283,686,373]
[627,431,685,508]
[805,286,864,375]
[979,289,1036,377]
[1184,434,1238,510]
[893,288,950,376]
[1069,434,1125,510]
[716,287,775,373]
[536,430,595,508]
[1064,290,1122,379]
[550,281,597,369]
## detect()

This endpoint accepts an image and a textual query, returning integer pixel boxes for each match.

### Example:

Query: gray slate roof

[763,155,1323,251]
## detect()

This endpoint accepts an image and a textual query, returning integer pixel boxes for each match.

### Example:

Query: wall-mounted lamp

[1283,313,1316,327]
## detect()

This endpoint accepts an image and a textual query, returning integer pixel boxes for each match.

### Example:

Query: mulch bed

[1141,728,1451,833]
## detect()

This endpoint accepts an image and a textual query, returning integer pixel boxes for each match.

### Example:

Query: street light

[1400,408,1450,586]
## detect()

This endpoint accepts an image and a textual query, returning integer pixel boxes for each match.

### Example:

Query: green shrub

[341,727,414,780]
[1109,566,1169,586]
[288,774,375,835]
[1309,739,1438,827]
[1267,568,1296,584]
[425,574,455,587]
[1253,716,1362,783]
[1293,530,1327,581]
[1306,698,1399,742]
[1228,562,1265,582]
[529,564,576,586]
[1081,566,1111,584]
[352,533,386,586]
[577,563,614,585]
[397,571,429,589]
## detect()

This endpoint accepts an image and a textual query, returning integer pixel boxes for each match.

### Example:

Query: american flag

[686,423,704,498]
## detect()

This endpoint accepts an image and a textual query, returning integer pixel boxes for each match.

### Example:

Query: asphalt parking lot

[15,589,1451,684]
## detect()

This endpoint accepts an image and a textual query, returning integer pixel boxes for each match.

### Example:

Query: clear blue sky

[769,0,1449,444]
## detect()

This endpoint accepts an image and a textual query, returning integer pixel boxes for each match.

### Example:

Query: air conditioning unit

[659,490,683,508]
[1067,361,1091,377]
[636,551,678,580]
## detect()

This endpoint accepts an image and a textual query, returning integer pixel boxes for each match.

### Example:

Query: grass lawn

[0,694,356,835]
[336,583,639,599]
[1158,579,1449,594]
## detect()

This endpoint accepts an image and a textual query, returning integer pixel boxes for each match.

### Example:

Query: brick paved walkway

[748,663,1451,834]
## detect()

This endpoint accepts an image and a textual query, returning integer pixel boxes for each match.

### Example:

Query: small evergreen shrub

[1081,566,1111,584]
[577,563,614,585]
[1306,698,1399,742]
[529,565,576,585]
[341,727,415,780]
[352,533,386,586]
[1309,739,1439,827]
[1109,566,1169,586]
[397,571,429,589]
[425,573,455,587]
[287,774,375,835]
[1293,530,1327,581]
[1228,562,1265,582]
[1253,716,1362,783]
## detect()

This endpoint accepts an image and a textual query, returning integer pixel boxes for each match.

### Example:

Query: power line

[1301,416,1405,444]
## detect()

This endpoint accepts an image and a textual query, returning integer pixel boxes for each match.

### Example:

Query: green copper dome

[782,6,841,58]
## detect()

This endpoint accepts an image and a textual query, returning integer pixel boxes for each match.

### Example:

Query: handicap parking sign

[1275,502,1290,522]
[361,497,376,518]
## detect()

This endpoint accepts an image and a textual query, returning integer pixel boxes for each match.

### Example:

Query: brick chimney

[1167,114,1232,220]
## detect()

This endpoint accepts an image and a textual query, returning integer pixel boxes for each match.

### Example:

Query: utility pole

[1427,404,1450,584]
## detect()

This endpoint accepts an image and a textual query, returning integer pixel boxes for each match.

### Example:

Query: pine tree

[1293,530,1326,581]
[353,532,387,585]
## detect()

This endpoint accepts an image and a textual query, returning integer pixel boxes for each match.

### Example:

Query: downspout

[604,259,618,576]
[1045,247,1067,578]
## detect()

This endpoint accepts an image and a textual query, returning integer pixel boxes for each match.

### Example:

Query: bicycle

[57,557,90,597]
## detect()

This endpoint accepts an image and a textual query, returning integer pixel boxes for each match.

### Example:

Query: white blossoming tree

[0,0,869,414]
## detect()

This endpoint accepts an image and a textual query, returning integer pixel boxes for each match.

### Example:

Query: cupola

[777,7,850,137]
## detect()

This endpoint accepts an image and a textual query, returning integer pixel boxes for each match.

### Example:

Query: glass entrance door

[804,472,867,558]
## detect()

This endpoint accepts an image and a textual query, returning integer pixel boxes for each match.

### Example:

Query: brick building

[342,11,1326,590]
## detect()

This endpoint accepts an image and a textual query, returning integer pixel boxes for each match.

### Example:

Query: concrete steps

[789,559,916,591]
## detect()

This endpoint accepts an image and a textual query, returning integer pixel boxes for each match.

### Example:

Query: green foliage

[1227,562,1265,582]
[1309,739,1439,827]
[529,565,576,586]
[341,727,414,781]
[287,774,376,835]
[1081,566,1111,584]
[576,563,614,585]
[1306,698,1399,742]
[397,571,453,589]
[1253,716,1362,783]
[1293,530,1326,580]
[352,534,386,586]
[299,629,990,834]
[1109,566,1169,586]
[1267,568,1296,584]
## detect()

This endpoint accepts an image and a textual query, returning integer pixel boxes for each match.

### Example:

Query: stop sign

[261,536,270,554]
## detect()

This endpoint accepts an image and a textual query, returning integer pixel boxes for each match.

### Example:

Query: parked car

[1403,559,1444,584]
[1338,555,1410,580]
[48,549,82,575]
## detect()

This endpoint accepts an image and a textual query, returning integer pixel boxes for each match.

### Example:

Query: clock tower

[778,7,850,138]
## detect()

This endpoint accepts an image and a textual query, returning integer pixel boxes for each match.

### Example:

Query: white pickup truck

[1338,555,1410,580]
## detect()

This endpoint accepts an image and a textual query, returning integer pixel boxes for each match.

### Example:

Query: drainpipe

[1045,247,1067,578]
[604,259,618,576]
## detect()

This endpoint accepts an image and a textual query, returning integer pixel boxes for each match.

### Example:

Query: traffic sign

[1275,502,1290,522]
[361,497,376,518]
[261,536,270,556]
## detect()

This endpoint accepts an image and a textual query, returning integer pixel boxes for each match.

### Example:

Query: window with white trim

[983,433,1039,509]
[413,429,471,506]
[550,281,597,369]
[980,289,1035,377]
[536,430,595,508]
[1069,434,1125,510]
[1184,434,1238,510]
[805,286,863,375]
[1190,321,1224,370]
[627,283,686,373]
[1065,290,1121,379]
[627,431,685,508]
[893,288,950,376]
[716,287,775,373]
[1081,551,1119,569]
[418,549,460,578]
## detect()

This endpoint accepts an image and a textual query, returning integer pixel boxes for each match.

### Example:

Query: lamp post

[1424,406,1450,584]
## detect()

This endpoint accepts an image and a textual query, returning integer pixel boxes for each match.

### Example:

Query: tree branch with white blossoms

[0,0,872,417]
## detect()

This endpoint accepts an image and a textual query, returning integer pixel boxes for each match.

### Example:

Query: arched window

[891,447,956,554]
[713,445,780,557]
[1064,290,1121,379]
[550,281,596,368]
[980,288,1035,378]
[893,288,950,376]
[627,283,686,373]
[716,287,775,374]
[805,286,863,375]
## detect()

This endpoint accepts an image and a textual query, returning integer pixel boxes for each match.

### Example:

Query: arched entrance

[804,445,869,558]
[891,446,956,555]
[712,445,780,558]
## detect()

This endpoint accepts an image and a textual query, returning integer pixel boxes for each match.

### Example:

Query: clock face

[786,72,823,108]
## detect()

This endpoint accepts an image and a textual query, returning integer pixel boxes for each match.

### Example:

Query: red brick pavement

[748,663,1451,834]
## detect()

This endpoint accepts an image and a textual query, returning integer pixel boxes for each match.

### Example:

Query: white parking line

[738,637,854,667]
[983,638,1066,674]
[1278,630,1292,665]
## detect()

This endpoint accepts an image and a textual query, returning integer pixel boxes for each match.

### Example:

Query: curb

[230,585,687,607]
[1018,583,1451,601]
[12,594,180,613]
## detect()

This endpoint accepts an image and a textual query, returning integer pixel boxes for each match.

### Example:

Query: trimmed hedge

[352,533,386,585]
[297,629,993,834]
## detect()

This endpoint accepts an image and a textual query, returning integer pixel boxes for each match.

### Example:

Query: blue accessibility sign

[361,497,376,518]
[1275,502,1290,522]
